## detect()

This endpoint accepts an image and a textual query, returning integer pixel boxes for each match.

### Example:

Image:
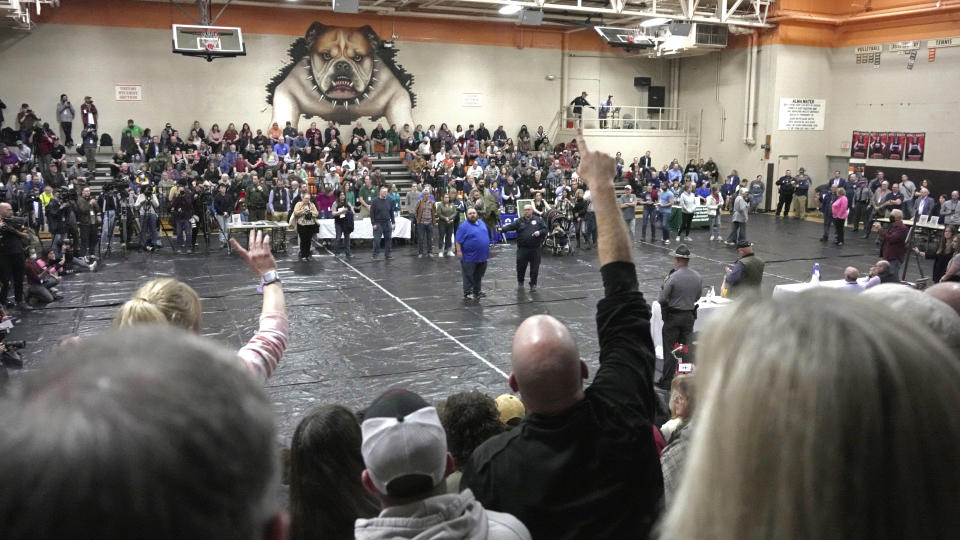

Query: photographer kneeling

[135,185,160,252]
[24,246,63,306]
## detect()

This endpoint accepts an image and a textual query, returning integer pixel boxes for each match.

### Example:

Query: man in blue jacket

[456,207,490,300]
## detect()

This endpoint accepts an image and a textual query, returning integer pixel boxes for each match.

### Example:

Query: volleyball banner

[850,131,924,161]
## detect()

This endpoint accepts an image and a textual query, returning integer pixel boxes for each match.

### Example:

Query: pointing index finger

[575,128,589,155]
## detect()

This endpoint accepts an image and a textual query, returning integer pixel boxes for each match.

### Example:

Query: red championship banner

[887,132,905,160]
[850,131,868,158]
[904,132,925,161]
[868,132,886,159]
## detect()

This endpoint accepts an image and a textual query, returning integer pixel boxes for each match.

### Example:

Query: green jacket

[245,186,268,209]
[727,253,765,298]
[437,202,458,223]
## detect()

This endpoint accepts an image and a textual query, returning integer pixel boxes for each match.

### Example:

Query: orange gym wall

[35,0,960,52]
[34,0,620,53]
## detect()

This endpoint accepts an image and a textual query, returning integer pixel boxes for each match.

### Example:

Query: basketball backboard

[172,24,245,61]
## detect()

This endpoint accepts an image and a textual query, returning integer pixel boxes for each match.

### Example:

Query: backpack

[99,133,113,147]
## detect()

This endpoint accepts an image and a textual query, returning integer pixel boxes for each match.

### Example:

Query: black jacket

[370,197,394,224]
[213,192,235,215]
[501,215,547,248]
[462,262,663,540]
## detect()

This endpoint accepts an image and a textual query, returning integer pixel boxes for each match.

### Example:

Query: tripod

[901,220,928,286]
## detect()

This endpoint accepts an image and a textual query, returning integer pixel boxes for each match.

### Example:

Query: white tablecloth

[651,297,731,359]
[316,217,412,239]
[771,279,847,299]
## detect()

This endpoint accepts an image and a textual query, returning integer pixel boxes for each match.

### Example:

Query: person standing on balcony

[598,95,613,129]
[570,92,593,128]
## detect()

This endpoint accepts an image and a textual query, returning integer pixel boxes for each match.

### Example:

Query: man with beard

[501,176,522,215]
[456,207,490,300]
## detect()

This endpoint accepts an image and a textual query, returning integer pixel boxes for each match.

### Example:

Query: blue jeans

[641,208,657,239]
[583,212,597,244]
[372,221,392,256]
[624,217,635,242]
[417,223,434,254]
[140,213,159,247]
[334,221,351,255]
[175,218,192,249]
[100,210,116,250]
[710,213,721,237]
[659,211,672,240]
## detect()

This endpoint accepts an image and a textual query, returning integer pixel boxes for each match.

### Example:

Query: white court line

[326,248,510,380]
[633,239,802,283]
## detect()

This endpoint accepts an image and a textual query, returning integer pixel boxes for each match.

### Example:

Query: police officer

[656,244,702,389]
[500,203,547,291]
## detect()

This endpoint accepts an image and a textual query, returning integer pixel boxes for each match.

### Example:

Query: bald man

[462,130,662,540]
[926,282,960,316]
[0,202,31,311]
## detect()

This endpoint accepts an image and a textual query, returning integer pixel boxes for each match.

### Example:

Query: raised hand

[230,230,277,278]
[574,129,616,193]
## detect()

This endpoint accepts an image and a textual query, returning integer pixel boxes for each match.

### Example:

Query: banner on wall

[114,84,142,102]
[777,98,826,130]
[904,132,925,161]
[850,131,924,161]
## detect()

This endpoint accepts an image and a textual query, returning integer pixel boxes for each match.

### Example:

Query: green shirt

[359,185,377,207]
[122,125,144,138]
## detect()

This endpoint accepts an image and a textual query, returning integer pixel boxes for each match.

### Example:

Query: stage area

[10,213,896,442]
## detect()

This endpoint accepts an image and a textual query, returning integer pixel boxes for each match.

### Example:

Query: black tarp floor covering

[7,214,906,442]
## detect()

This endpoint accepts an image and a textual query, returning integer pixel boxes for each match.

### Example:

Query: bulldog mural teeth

[267,23,416,128]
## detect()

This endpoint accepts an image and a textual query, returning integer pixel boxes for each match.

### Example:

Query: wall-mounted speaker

[633,77,652,87]
[668,22,692,36]
[648,85,665,113]
[332,0,358,13]
[517,9,544,26]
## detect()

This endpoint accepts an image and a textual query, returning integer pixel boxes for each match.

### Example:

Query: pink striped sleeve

[237,311,289,384]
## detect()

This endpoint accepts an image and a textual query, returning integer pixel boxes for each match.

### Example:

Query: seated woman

[113,231,287,384]
[24,246,62,305]
[659,290,960,536]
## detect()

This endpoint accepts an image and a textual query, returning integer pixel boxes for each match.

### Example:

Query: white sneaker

[675,236,681,242]
[447,250,455,257]
[709,235,715,241]
[684,236,693,241]
[439,252,446,257]
[664,239,671,245]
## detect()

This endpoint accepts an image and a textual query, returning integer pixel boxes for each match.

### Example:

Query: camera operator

[81,128,98,177]
[76,186,99,262]
[190,181,212,252]
[171,184,194,253]
[0,202,31,311]
[135,184,160,252]
[60,187,81,256]
[45,189,68,258]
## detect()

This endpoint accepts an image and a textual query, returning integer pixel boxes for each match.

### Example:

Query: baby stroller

[543,208,573,256]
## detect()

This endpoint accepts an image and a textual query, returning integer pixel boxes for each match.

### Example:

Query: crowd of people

[2,136,959,540]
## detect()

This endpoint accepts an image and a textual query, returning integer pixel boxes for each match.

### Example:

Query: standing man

[500,204,547,291]
[875,208,908,278]
[639,182,657,242]
[656,244,702,390]
[816,183,836,242]
[850,175,872,233]
[99,187,120,255]
[81,128,98,177]
[914,187,935,218]
[171,186,194,253]
[775,170,796,217]
[413,186,436,257]
[357,176,377,219]
[135,185,160,252]
[864,180,891,238]
[619,184,637,242]
[370,186,394,260]
[723,241,765,299]
[598,95,613,129]
[213,183,235,247]
[748,175,765,212]
[80,96,98,130]
[455,207,490,300]
[0,203,31,311]
[76,187,98,260]
[462,131,664,539]
[245,177,268,221]
[56,94,75,147]
[482,181,501,243]
[726,189,749,245]
[267,181,291,223]
[658,184,675,245]
[792,171,811,220]
[569,91,592,128]
[900,174,917,219]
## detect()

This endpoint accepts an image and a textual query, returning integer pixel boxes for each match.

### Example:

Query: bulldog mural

[267,23,416,128]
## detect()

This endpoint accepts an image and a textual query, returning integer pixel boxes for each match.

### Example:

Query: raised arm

[575,130,632,268]
[229,230,288,383]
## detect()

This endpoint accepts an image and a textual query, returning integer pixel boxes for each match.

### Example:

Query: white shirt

[680,191,698,213]
[341,159,356,171]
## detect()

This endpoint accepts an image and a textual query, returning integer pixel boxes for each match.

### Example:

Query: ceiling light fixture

[499,4,523,15]
[639,17,671,27]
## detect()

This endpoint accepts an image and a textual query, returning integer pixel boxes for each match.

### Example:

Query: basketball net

[199,30,222,52]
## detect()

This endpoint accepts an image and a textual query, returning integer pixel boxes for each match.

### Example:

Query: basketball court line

[326,248,510,380]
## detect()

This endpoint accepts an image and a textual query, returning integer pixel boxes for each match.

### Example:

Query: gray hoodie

[355,489,530,540]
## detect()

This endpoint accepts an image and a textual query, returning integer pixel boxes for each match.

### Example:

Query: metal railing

[559,105,686,132]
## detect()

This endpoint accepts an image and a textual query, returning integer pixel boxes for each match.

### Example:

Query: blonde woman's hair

[113,278,202,332]
[659,290,960,539]
[668,374,695,420]
[836,187,846,197]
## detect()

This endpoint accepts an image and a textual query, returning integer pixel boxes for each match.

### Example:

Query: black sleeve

[587,262,656,422]
[500,220,519,233]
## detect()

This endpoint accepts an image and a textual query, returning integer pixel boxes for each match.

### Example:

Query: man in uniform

[244,176,268,221]
[481,180,501,243]
[723,241,765,298]
[500,204,547,291]
[656,244,702,390]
